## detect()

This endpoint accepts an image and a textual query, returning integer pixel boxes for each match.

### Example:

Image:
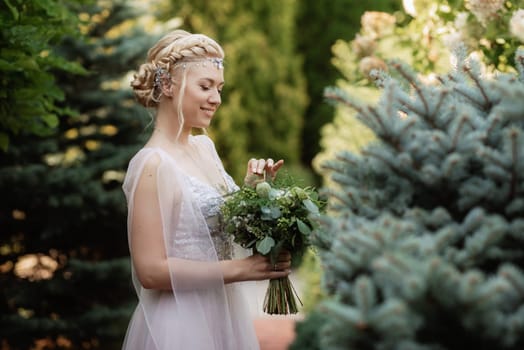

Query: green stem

[263,277,303,315]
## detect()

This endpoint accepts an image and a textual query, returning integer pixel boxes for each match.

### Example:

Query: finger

[247,158,257,174]
[269,270,291,279]
[256,159,266,174]
[266,158,274,168]
[267,159,284,178]
[277,252,291,262]
[272,159,284,173]
[274,260,292,270]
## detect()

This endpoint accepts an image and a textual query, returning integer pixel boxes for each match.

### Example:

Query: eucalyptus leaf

[268,188,280,200]
[261,206,272,220]
[296,218,312,235]
[303,199,319,214]
[256,236,275,255]
[270,206,282,219]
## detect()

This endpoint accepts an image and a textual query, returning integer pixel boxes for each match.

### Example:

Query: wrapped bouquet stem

[264,266,302,314]
[222,176,324,314]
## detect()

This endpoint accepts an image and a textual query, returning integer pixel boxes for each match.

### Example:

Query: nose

[209,89,221,105]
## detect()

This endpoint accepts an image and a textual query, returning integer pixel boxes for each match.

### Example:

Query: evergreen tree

[314,0,524,184]
[296,0,399,179]
[0,0,87,151]
[293,47,524,349]
[163,0,307,182]
[0,1,156,348]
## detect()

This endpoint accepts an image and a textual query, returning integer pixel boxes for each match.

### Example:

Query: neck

[154,108,190,145]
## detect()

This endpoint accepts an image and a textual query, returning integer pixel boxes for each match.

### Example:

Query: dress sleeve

[121,148,258,349]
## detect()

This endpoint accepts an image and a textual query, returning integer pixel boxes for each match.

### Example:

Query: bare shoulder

[130,149,163,186]
[141,152,162,175]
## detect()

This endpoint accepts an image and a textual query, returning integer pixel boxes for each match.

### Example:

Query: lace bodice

[186,174,237,260]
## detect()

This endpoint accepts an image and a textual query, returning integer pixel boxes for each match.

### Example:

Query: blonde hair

[131,30,224,136]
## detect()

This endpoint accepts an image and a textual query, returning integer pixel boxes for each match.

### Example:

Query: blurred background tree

[5,0,524,348]
[296,0,399,183]
[293,0,524,348]
[161,0,309,183]
[0,0,165,348]
[295,46,524,350]
[0,0,87,151]
[314,0,524,187]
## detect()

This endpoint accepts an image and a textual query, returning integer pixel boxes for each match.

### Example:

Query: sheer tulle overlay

[122,136,260,350]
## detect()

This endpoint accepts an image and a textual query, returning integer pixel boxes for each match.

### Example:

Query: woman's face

[172,62,224,130]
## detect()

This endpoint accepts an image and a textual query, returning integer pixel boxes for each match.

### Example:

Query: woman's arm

[129,154,172,290]
[129,155,290,290]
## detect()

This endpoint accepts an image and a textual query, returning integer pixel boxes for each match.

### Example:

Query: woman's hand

[222,251,292,283]
[242,251,292,281]
[244,158,284,187]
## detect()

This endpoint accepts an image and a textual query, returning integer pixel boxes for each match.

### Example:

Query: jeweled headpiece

[173,57,225,70]
[154,67,171,89]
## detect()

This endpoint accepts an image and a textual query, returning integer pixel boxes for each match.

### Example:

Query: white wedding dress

[121,135,260,350]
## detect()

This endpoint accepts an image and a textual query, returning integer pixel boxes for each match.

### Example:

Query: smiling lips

[201,107,215,117]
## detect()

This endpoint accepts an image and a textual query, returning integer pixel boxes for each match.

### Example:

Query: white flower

[403,0,417,17]
[352,34,377,58]
[466,0,505,26]
[454,12,469,30]
[442,31,464,51]
[361,11,396,38]
[510,9,524,43]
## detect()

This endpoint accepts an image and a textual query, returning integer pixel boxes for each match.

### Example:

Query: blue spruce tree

[300,47,524,349]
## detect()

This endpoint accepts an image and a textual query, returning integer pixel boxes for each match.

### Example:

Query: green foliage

[0,1,155,348]
[0,0,89,151]
[315,1,524,188]
[294,48,524,349]
[221,175,324,314]
[165,0,307,182]
[290,309,329,350]
[295,0,400,173]
[221,177,323,261]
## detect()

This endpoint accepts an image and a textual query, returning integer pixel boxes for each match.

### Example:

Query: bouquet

[221,176,324,314]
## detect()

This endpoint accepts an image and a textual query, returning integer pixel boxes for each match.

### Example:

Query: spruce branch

[461,65,492,111]
[399,118,418,140]
[361,149,415,183]
[429,89,450,126]
[516,48,524,83]
[451,83,489,111]
[499,264,524,297]
[450,114,474,150]
[324,87,367,115]
[390,61,429,117]
[354,276,377,318]
[397,95,433,126]
[484,113,503,145]
[366,106,405,151]
[309,44,524,349]
[322,187,355,209]
[509,128,519,201]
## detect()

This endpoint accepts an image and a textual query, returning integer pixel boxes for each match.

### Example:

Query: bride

[121,29,290,349]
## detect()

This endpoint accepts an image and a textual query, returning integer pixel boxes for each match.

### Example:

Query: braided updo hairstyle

[131,30,225,108]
